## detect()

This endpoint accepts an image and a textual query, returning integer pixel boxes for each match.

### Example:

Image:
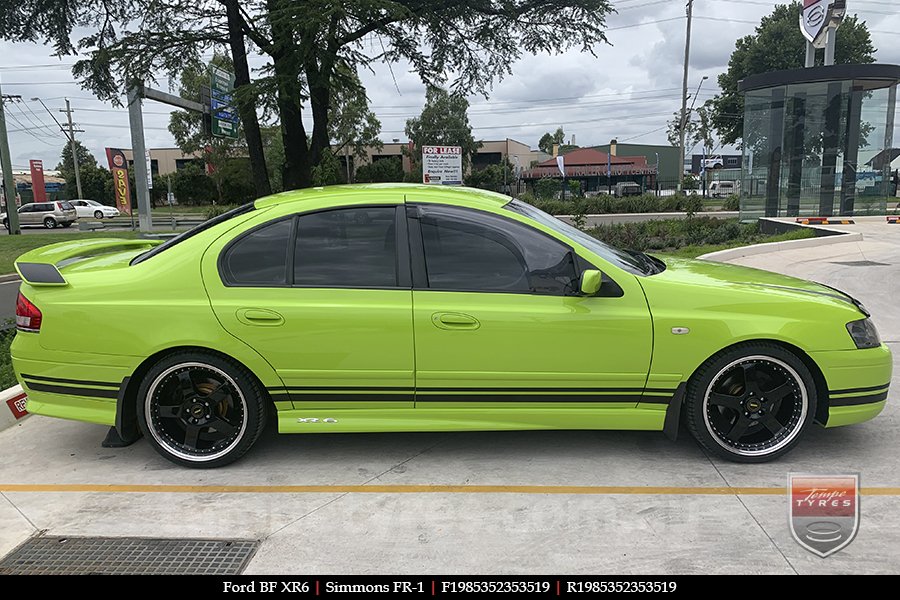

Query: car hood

[649,256,865,312]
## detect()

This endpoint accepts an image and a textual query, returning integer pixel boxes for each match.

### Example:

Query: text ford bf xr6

[11,184,891,467]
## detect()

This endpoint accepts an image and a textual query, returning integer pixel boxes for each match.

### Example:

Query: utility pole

[0,84,22,235]
[59,99,84,198]
[678,0,694,192]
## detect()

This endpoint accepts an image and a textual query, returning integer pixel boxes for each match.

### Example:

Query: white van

[709,181,738,198]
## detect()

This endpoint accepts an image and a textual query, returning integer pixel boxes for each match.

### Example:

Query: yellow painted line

[1,484,900,495]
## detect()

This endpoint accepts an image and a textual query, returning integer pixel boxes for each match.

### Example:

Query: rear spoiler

[14,238,162,287]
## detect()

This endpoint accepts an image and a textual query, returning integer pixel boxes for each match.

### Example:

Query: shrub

[355,157,405,183]
[723,194,740,210]
[0,326,15,391]
[585,217,760,252]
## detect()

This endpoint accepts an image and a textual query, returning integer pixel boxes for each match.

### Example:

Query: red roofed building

[522,144,657,195]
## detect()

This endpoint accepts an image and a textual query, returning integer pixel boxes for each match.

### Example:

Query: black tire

[3,219,8,232]
[684,342,817,463]
[94,210,103,219]
[61,221,72,228]
[43,217,57,229]
[136,351,267,468]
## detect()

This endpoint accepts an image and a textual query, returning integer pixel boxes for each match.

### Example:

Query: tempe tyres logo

[789,474,859,557]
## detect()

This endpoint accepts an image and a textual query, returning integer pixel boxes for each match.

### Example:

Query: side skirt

[277,406,666,434]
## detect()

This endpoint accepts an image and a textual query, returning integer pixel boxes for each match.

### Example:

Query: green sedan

[11,184,891,467]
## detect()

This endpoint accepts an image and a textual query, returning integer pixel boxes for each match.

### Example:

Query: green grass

[0,327,15,390]
[656,228,815,259]
[0,232,140,275]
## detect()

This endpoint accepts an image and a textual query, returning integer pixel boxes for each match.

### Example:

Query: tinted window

[36,203,54,212]
[418,205,578,295]
[59,201,74,210]
[294,207,397,287]
[222,219,292,285]
[18,205,32,213]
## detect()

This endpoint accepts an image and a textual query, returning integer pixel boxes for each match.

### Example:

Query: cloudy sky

[1,0,899,172]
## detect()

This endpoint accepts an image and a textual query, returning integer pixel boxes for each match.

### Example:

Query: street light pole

[678,0,694,192]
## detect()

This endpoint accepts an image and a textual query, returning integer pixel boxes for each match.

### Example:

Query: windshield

[503,198,657,276]
[131,203,255,265]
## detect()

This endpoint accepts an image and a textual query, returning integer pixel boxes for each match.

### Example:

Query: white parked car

[71,199,120,219]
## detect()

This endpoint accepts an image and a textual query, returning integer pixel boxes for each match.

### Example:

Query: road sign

[210,65,239,139]
[422,145,463,185]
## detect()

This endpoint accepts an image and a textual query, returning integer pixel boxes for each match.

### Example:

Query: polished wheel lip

[145,362,248,463]
[702,355,808,457]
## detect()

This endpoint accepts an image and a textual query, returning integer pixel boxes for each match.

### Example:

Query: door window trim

[406,202,622,297]
[218,204,411,290]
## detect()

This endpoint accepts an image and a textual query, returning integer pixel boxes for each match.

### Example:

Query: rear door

[202,200,416,410]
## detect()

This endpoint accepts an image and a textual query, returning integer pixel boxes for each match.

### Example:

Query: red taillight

[16,292,42,332]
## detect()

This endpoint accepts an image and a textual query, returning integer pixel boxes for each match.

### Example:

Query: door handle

[431,312,480,330]
[236,308,285,326]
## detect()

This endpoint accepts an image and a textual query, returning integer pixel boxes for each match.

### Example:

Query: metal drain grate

[0,536,258,575]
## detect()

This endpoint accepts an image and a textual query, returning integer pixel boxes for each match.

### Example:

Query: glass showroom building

[739,64,900,218]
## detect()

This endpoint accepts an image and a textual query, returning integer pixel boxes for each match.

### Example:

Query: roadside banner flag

[29,160,47,203]
[556,155,565,177]
[106,148,133,216]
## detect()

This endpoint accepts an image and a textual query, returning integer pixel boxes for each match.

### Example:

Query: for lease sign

[422,145,462,185]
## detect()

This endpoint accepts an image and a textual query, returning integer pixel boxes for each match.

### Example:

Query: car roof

[254,183,511,212]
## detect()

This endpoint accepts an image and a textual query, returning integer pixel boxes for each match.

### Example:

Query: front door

[203,202,415,410]
[407,203,653,408]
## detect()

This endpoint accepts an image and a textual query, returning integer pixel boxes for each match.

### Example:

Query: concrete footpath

[0,221,897,574]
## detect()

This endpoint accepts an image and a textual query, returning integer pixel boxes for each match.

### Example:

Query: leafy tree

[405,86,481,172]
[710,2,875,145]
[170,163,217,205]
[55,141,113,203]
[666,101,717,155]
[168,54,248,204]
[355,157,405,183]
[329,70,383,178]
[538,127,566,154]
[1,0,615,191]
[466,161,513,192]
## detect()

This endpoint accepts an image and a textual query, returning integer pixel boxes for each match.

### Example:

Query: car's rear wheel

[3,219,8,232]
[61,221,72,228]
[94,210,103,219]
[43,217,57,229]
[684,343,817,463]
[136,352,267,468]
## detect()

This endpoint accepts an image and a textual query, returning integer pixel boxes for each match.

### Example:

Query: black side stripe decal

[25,381,119,399]
[268,386,677,394]
[285,394,415,402]
[22,373,120,389]
[411,394,644,403]
[830,391,888,406]
[829,383,891,396]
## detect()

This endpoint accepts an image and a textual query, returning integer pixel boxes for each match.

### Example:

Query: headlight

[846,318,881,349]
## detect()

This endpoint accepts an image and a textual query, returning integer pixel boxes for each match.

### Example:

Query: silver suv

[2,201,78,230]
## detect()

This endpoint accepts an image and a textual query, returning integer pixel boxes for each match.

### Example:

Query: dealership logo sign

[789,474,859,557]
[800,0,847,48]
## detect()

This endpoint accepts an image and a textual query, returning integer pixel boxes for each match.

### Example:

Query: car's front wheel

[43,217,57,229]
[684,343,817,463]
[94,210,103,219]
[136,352,267,468]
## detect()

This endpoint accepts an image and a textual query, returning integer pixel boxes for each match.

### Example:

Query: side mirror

[579,269,603,296]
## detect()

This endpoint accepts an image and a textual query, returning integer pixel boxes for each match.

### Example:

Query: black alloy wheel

[136,352,266,468]
[685,343,816,463]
